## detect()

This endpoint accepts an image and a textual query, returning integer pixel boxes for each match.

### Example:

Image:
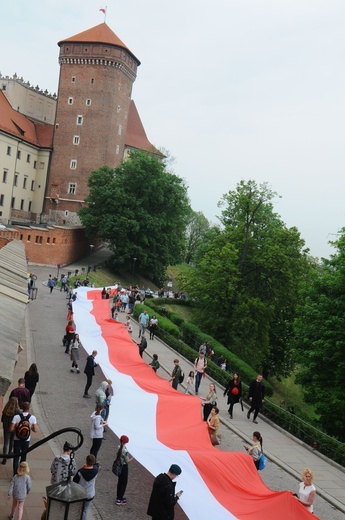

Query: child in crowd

[8,461,31,520]
[73,454,99,520]
[185,371,195,394]
[125,316,132,334]
[149,354,160,372]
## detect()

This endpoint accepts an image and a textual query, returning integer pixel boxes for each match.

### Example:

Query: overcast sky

[1,0,345,258]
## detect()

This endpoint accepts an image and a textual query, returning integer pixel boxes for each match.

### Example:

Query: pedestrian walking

[10,402,38,476]
[297,468,316,514]
[194,353,207,395]
[73,454,99,520]
[138,310,150,337]
[137,336,148,358]
[169,359,182,390]
[9,379,30,410]
[90,404,107,462]
[50,441,76,484]
[149,315,158,340]
[64,320,75,354]
[245,431,263,470]
[47,275,55,294]
[115,435,133,506]
[223,372,242,419]
[83,350,98,398]
[1,397,20,465]
[184,371,194,394]
[247,374,265,424]
[69,333,82,373]
[24,363,39,399]
[7,461,31,520]
[147,464,183,519]
[200,383,217,421]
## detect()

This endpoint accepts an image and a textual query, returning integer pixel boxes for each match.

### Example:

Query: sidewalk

[128,316,345,515]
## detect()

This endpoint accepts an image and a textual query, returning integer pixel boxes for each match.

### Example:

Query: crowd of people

[1,276,319,519]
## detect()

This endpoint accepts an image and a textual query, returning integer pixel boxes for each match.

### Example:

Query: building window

[52,238,56,245]
[11,197,15,209]
[20,199,24,210]
[0,194,4,206]
[47,237,50,244]
[68,183,76,194]
[31,180,35,191]
[28,201,32,212]
[91,78,94,84]
[34,160,37,169]
[116,145,119,155]
[70,160,77,169]
[20,234,23,240]
[27,154,31,163]
[86,99,91,106]
[2,170,8,183]
[27,235,31,242]
[71,76,76,83]
[14,174,18,187]
[118,124,122,135]
[39,162,44,169]
[23,176,28,189]
[117,105,121,113]
[17,150,21,160]
[35,236,39,243]
[73,136,80,145]
[76,115,83,125]
[7,146,11,156]
[68,97,73,105]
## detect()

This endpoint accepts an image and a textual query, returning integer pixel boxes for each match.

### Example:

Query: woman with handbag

[223,372,242,419]
[115,435,133,506]
[200,383,217,421]
[245,431,263,470]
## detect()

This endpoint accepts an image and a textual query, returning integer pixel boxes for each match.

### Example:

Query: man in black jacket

[147,464,183,519]
[247,374,265,424]
[83,350,98,398]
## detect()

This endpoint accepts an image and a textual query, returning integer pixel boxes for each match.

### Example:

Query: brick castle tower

[43,23,140,225]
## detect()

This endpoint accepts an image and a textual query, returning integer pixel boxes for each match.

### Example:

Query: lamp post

[132,257,137,278]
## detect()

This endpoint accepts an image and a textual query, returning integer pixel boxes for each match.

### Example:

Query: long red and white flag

[73,287,318,520]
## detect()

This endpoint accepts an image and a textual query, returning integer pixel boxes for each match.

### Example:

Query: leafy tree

[184,211,211,264]
[181,180,309,375]
[79,151,191,284]
[294,231,345,437]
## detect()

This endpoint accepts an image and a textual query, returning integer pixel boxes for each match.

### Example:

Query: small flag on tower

[99,8,106,14]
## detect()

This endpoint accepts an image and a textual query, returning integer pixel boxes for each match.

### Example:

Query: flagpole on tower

[99,6,107,22]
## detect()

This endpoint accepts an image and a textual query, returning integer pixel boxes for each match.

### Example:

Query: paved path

[1,249,344,520]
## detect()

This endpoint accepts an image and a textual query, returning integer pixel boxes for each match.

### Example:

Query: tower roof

[125,100,162,156]
[59,23,140,65]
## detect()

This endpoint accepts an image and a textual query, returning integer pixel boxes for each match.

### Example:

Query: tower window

[34,160,37,169]
[11,197,15,209]
[118,124,122,136]
[0,194,4,206]
[68,183,76,194]
[28,201,32,212]
[70,160,77,169]
[27,154,31,163]
[31,180,35,191]
[23,176,28,189]
[91,78,94,84]
[77,115,83,125]
[20,199,24,210]
[68,97,73,105]
[14,174,18,187]
[2,170,8,183]
[71,76,76,83]
[116,145,120,155]
[17,150,21,160]
[117,105,121,113]
[7,146,11,156]
[86,99,91,106]
[73,136,80,145]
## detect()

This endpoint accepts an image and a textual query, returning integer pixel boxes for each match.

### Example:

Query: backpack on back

[179,370,184,384]
[16,413,31,440]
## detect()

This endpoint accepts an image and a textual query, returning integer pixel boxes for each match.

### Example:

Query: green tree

[294,231,345,437]
[184,211,211,264]
[181,180,309,375]
[79,151,191,284]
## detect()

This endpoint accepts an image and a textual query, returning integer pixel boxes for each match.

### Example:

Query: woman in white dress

[298,468,316,514]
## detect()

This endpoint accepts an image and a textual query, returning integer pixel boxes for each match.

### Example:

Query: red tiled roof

[125,100,162,156]
[0,91,53,148]
[59,23,140,65]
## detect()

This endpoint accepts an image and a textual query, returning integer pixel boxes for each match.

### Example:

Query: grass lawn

[67,267,159,291]
[166,263,192,293]
[269,373,319,421]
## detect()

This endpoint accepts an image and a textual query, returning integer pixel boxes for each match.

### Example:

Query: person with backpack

[50,441,77,484]
[194,353,207,395]
[244,431,264,471]
[169,359,182,390]
[1,397,20,465]
[10,402,38,476]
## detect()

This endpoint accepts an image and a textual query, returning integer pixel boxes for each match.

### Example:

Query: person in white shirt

[10,402,38,476]
[298,468,316,513]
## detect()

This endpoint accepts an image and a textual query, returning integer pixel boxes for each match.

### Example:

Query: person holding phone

[147,464,183,519]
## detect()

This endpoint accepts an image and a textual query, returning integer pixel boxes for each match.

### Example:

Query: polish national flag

[99,8,106,14]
